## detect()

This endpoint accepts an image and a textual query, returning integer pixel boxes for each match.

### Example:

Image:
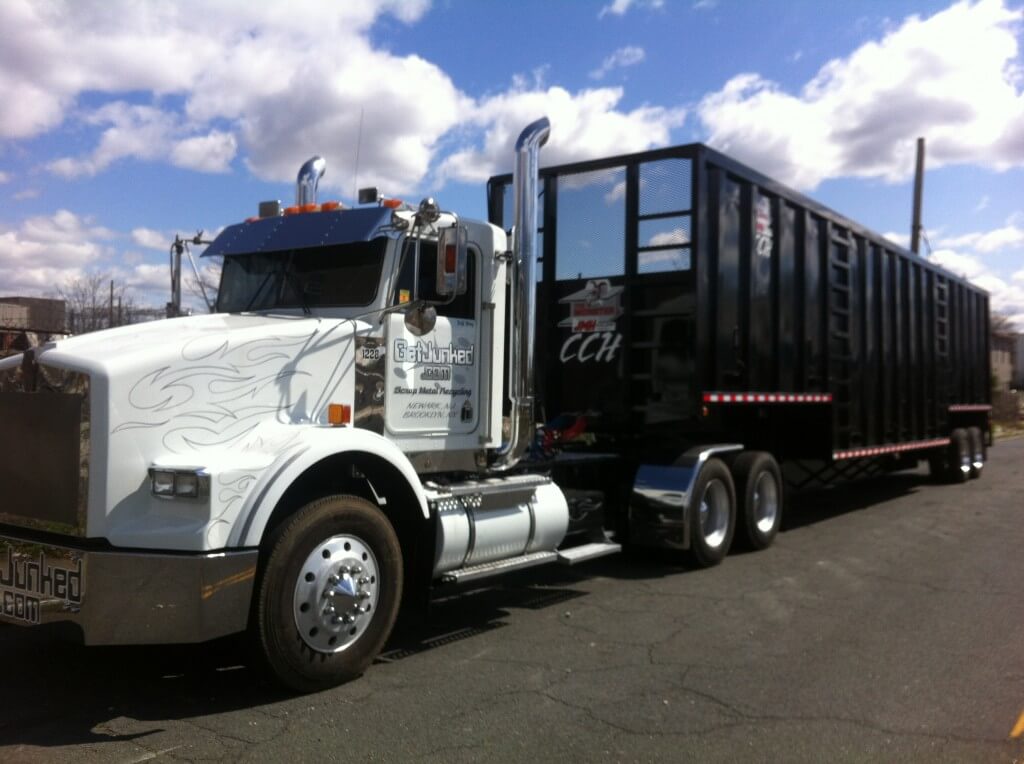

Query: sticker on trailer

[755,196,773,258]
[557,279,624,363]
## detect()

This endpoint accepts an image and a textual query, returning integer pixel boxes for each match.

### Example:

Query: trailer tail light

[328,403,351,426]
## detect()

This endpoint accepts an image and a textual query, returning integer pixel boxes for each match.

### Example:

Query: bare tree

[56,273,149,334]
[990,312,1017,335]
[185,255,221,311]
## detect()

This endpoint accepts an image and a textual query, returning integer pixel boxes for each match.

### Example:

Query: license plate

[0,541,83,625]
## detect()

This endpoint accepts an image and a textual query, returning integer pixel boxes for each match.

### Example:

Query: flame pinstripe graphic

[110,329,342,454]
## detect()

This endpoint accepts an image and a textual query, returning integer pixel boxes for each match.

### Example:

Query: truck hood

[13,312,372,378]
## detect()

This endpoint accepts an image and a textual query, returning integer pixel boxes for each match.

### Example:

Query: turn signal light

[328,403,352,426]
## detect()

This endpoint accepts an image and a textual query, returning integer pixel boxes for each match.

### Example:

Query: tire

[948,428,970,484]
[731,451,783,551]
[255,494,402,693]
[966,426,985,479]
[687,458,736,567]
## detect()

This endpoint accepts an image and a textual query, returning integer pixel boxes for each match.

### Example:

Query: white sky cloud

[599,0,664,19]
[938,223,1024,253]
[0,171,10,184]
[697,0,1024,190]
[590,46,646,80]
[131,228,170,250]
[0,210,115,293]
[438,84,685,184]
[928,219,1024,327]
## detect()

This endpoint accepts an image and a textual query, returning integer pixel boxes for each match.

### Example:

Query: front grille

[0,357,90,536]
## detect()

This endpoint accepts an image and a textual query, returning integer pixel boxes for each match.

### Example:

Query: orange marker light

[300,203,319,213]
[327,403,352,426]
[321,200,342,211]
[283,205,301,216]
[381,198,403,209]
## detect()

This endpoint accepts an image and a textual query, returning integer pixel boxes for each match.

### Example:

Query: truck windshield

[216,239,387,313]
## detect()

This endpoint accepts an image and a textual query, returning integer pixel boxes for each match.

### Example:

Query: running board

[440,551,558,584]
[557,541,621,565]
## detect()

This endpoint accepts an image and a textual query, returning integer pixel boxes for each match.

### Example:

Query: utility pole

[109,279,115,328]
[911,137,925,254]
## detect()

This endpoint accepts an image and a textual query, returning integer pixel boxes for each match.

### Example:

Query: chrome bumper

[0,533,257,645]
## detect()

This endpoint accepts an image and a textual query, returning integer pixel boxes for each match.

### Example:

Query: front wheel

[255,494,402,693]
[687,458,736,568]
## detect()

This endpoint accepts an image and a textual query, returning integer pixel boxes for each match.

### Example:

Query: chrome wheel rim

[753,471,779,534]
[293,534,380,654]
[698,478,729,549]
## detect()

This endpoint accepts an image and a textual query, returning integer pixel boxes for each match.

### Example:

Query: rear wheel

[947,428,971,484]
[255,494,402,693]
[688,458,736,567]
[966,426,985,479]
[731,451,783,551]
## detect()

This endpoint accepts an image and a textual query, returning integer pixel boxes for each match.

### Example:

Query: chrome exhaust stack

[492,116,550,472]
[296,156,327,206]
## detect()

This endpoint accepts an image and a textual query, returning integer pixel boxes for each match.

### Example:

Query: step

[440,551,557,584]
[557,541,622,566]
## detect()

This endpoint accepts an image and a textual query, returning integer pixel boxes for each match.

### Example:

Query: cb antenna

[353,107,364,201]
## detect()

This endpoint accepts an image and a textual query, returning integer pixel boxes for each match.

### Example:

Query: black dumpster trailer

[487,142,990,490]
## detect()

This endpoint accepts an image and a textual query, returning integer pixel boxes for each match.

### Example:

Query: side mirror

[404,304,437,336]
[436,225,468,297]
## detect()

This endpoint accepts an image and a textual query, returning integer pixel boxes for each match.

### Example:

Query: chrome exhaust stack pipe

[296,156,327,206]
[492,116,550,472]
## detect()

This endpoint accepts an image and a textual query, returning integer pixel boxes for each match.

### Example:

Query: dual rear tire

[687,451,783,567]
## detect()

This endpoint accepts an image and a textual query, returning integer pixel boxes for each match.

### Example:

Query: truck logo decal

[393,339,474,366]
[755,196,773,258]
[0,546,82,626]
[558,279,623,363]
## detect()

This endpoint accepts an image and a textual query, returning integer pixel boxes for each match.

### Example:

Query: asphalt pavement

[2,438,1023,762]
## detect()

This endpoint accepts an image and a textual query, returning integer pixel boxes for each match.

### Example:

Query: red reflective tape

[701,391,833,405]
[833,438,951,461]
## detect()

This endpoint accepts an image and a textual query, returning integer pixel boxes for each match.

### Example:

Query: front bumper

[0,532,257,645]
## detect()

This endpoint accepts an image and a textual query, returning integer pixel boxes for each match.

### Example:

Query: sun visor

[202,207,395,258]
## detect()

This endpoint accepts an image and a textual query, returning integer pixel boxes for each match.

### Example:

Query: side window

[392,239,477,320]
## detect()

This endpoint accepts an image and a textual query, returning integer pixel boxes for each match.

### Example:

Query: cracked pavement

[2,438,1023,762]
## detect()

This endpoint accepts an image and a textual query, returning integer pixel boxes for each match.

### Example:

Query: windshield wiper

[243,268,278,312]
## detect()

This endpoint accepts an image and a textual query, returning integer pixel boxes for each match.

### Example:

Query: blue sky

[1,0,1022,323]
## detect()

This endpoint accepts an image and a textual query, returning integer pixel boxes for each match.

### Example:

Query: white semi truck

[0,119,625,691]
[0,117,991,692]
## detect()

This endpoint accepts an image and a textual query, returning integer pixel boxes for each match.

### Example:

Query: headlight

[149,467,209,499]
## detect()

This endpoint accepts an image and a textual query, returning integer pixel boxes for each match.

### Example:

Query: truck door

[384,239,481,438]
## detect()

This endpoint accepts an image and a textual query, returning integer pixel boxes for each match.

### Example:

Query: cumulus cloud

[599,0,664,19]
[590,46,646,80]
[938,223,1024,253]
[5,1,453,193]
[928,221,1024,328]
[439,83,685,183]
[0,210,115,293]
[131,228,170,250]
[697,0,1024,190]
